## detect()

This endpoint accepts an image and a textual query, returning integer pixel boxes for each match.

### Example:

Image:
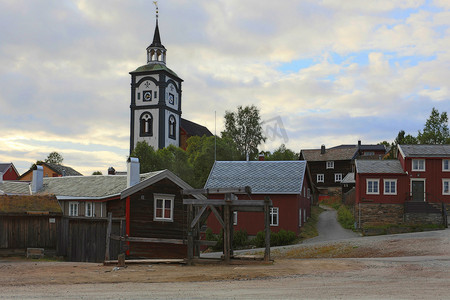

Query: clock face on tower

[143,90,152,102]
[169,93,174,105]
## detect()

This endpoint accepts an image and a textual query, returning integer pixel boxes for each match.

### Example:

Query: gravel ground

[1,229,449,299]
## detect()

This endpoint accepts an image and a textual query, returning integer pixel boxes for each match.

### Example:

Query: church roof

[181,118,213,138]
[149,21,165,49]
[130,63,180,78]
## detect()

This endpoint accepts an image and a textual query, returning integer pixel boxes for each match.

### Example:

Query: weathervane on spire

[153,1,158,20]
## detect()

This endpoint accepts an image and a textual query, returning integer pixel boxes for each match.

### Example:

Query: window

[140,112,153,137]
[85,202,94,217]
[326,161,334,169]
[412,159,425,171]
[384,179,397,195]
[270,207,279,226]
[317,174,324,183]
[233,211,238,225]
[443,179,450,195]
[363,151,374,156]
[168,115,176,139]
[366,179,379,194]
[335,173,343,182]
[154,194,174,221]
[443,159,450,172]
[69,202,79,216]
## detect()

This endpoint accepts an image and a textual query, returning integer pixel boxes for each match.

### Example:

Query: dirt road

[1,229,449,299]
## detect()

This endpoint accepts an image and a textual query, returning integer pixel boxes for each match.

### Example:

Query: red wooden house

[0,163,20,181]
[204,161,316,235]
[355,144,450,228]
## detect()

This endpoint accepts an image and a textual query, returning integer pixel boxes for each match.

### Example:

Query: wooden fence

[0,215,124,263]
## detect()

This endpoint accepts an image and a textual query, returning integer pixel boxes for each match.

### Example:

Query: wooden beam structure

[183,187,273,265]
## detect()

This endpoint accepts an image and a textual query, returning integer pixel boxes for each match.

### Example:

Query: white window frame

[270,207,279,226]
[153,194,174,222]
[335,173,343,182]
[233,211,238,225]
[366,179,379,195]
[412,159,425,171]
[383,179,397,195]
[326,161,334,169]
[443,179,450,195]
[317,174,324,183]
[69,202,79,216]
[443,159,450,172]
[85,202,95,217]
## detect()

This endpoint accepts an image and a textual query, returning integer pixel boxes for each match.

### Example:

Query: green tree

[45,152,64,164]
[265,144,298,161]
[384,130,418,159]
[92,171,102,175]
[417,107,450,144]
[222,105,266,160]
[130,141,158,173]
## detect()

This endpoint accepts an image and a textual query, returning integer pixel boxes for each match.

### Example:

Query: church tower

[129,4,183,154]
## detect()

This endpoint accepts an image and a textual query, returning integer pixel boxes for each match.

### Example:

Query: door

[411,180,425,202]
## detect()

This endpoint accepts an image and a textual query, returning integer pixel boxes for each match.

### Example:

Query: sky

[1,0,449,176]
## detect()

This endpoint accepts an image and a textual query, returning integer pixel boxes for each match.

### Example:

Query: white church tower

[129,3,183,154]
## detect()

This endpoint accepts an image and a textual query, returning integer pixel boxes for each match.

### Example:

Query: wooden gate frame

[182,187,273,265]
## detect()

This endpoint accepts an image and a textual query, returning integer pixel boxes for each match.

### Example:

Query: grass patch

[337,205,355,229]
[298,205,325,240]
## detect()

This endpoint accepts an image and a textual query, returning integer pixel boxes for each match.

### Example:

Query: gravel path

[303,206,360,244]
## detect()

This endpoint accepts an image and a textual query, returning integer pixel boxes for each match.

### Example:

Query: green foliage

[337,205,355,229]
[417,107,450,144]
[250,230,297,248]
[205,228,249,250]
[222,105,266,160]
[92,171,102,175]
[44,152,64,165]
[130,141,158,172]
[264,144,299,161]
[299,205,324,240]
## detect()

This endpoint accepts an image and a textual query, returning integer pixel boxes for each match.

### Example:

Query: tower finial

[153,1,158,21]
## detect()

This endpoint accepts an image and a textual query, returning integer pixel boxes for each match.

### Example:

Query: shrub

[250,230,297,248]
[232,229,248,249]
[205,228,249,250]
[337,205,355,229]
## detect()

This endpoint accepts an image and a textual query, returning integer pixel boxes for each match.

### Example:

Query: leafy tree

[187,135,240,187]
[45,152,64,164]
[92,171,102,175]
[222,105,266,160]
[417,107,450,144]
[264,144,298,161]
[130,141,159,173]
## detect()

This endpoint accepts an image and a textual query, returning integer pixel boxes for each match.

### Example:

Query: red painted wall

[356,173,408,204]
[2,165,19,181]
[207,193,311,236]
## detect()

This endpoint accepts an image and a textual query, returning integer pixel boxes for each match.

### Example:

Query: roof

[341,172,355,184]
[0,181,31,195]
[121,169,204,200]
[300,147,357,161]
[149,21,165,49]
[204,161,307,194]
[41,171,162,199]
[398,144,450,158]
[0,163,15,174]
[355,160,405,174]
[181,118,213,137]
[0,195,62,214]
[130,63,179,78]
[19,162,83,179]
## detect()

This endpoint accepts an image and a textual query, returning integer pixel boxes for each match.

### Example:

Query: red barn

[204,161,316,235]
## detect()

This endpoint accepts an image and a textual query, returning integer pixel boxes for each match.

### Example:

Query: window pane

[156,199,163,209]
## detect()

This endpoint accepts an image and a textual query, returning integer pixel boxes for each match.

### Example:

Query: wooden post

[264,196,271,262]
[105,212,112,262]
[223,193,232,263]
[187,204,194,265]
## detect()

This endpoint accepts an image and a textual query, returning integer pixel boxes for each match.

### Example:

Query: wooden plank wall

[0,215,60,250]
[57,217,123,263]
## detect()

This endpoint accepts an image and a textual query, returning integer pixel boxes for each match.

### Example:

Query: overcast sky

[1,0,449,176]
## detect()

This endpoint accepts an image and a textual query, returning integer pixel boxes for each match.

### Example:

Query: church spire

[147,1,166,64]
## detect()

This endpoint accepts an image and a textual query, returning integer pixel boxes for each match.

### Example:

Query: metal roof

[341,172,355,184]
[355,160,405,174]
[204,161,307,194]
[398,144,450,158]
[300,146,357,161]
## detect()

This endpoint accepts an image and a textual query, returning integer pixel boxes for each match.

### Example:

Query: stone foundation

[404,212,443,225]
[355,203,404,228]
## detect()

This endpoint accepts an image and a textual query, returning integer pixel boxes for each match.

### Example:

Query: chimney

[31,165,44,194]
[321,145,326,154]
[108,167,116,175]
[358,140,361,148]
[258,153,265,161]
[127,157,140,188]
